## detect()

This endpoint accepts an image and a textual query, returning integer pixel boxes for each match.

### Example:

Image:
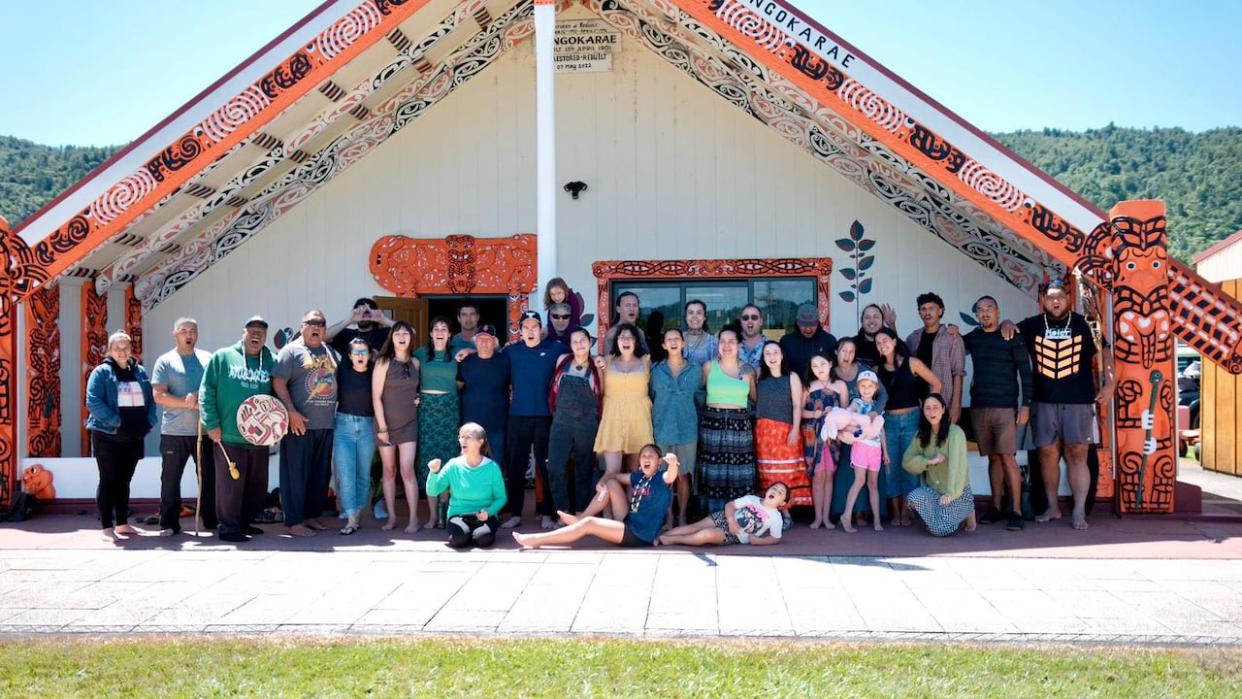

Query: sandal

[340,523,360,536]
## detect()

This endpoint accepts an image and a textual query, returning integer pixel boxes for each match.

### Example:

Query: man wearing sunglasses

[273,310,341,537]
[546,302,574,342]
[737,304,767,370]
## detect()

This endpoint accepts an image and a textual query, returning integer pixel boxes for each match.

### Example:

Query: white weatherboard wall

[1196,241,1242,283]
[144,28,1033,356]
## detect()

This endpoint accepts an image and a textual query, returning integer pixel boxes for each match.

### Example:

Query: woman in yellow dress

[593,323,654,483]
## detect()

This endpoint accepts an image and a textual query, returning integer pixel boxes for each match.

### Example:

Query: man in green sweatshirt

[200,316,276,542]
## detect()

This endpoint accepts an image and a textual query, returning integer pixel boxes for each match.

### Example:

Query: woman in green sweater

[902,394,977,536]
[426,422,507,548]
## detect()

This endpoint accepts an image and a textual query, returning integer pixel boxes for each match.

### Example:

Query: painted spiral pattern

[716,2,787,53]
[199,86,272,143]
[957,159,1025,212]
[89,170,159,225]
[839,80,907,134]
[317,3,384,61]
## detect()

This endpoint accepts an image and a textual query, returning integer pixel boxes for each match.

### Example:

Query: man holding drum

[200,315,282,543]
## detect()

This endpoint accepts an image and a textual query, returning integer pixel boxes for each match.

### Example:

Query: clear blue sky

[1,0,1238,146]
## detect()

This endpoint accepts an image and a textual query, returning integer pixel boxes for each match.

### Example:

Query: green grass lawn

[1,637,1237,697]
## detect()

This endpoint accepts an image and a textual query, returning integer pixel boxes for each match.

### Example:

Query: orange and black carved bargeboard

[592,257,833,349]
[25,284,61,458]
[369,234,537,341]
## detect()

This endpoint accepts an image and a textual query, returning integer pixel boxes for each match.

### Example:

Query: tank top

[706,362,749,407]
[755,374,793,423]
[879,357,920,410]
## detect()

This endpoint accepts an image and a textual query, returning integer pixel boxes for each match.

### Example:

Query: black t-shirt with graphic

[1016,312,1098,404]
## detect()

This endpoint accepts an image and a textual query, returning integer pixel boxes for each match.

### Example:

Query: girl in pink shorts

[839,371,886,532]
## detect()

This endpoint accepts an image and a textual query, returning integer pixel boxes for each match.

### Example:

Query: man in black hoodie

[779,303,838,379]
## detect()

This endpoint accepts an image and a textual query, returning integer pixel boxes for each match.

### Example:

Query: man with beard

[273,310,341,537]
[452,299,481,349]
[905,292,966,424]
[328,297,392,357]
[200,316,277,543]
[737,304,767,370]
[964,296,1033,531]
[1015,279,1114,531]
[779,303,838,378]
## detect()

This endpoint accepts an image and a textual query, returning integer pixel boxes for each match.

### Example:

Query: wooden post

[1106,200,1178,512]
[0,216,19,508]
[80,283,108,457]
[25,284,61,457]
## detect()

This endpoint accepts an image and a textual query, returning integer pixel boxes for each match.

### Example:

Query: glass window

[609,277,816,336]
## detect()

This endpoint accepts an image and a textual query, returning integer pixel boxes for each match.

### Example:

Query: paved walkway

[2,516,1241,645]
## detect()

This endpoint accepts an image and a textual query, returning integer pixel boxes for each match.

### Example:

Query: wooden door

[375,296,429,344]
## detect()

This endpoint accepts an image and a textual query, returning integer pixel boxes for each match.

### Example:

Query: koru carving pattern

[81,283,109,458]
[370,234,537,341]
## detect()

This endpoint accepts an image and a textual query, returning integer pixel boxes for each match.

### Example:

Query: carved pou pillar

[1106,201,1177,512]
[0,216,19,508]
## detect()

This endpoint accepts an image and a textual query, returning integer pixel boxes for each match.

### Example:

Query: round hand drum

[236,394,289,447]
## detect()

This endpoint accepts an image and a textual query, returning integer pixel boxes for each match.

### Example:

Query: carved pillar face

[25,285,61,458]
[1106,203,1177,513]
[81,284,109,458]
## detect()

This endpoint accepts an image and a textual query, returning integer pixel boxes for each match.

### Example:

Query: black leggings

[92,431,145,529]
[447,514,496,548]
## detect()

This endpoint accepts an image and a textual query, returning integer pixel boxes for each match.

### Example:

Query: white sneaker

[501,516,522,529]
[158,528,177,537]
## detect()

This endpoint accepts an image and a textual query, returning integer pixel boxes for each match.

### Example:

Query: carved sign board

[555,19,619,73]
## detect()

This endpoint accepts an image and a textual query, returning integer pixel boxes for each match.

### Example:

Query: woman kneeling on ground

[513,445,678,549]
[658,483,788,547]
[425,423,507,549]
[902,393,977,537]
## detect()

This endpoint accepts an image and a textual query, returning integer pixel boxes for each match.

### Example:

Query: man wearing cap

[501,310,569,529]
[905,292,966,424]
[273,310,341,537]
[151,317,215,536]
[1015,279,1115,531]
[199,315,278,542]
[779,303,838,379]
[458,323,511,473]
[328,297,392,357]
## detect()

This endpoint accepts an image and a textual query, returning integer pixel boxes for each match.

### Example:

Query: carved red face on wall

[1111,218,1173,369]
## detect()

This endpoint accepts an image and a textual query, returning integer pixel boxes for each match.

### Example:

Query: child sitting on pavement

[657,483,788,546]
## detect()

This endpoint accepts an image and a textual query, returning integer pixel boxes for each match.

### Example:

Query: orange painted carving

[370,233,538,341]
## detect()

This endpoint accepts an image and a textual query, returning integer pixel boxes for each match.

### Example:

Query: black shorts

[620,524,653,547]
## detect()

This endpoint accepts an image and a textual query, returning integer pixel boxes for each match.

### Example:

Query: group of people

[83,273,1112,547]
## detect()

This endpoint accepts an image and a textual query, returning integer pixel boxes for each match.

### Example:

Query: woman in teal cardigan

[902,394,977,536]
[426,423,507,548]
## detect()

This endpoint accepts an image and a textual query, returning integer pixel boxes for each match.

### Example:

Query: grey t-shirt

[151,348,212,436]
[273,341,341,430]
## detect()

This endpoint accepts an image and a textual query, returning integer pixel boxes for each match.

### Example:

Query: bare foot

[841,519,856,533]
[380,520,396,532]
[114,524,138,536]
[809,519,823,529]
[964,513,977,532]
[288,524,316,537]
[558,511,579,526]
[899,511,912,527]
[1071,513,1089,530]
[873,521,884,532]
[823,521,836,530]
[423,518,437,530]
[1035,508,1062,523]
[305,519,326,531]
[405,522,422,534]
[513,532,537,549]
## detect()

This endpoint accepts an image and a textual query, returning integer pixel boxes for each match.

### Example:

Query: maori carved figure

[124,285,143,361]
[0,218,19,507]
[370,234,537,341]
[81,284,109,458]
[25,285,62,457]
[1100,202,1176,513]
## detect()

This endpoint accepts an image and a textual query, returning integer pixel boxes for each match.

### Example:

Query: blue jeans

[334,413,376,518]
[883,408,922,498]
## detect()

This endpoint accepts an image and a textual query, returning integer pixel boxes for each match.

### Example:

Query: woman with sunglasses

[373,321,422,533]
[334,337,377,535]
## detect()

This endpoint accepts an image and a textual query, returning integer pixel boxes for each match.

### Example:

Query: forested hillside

[2,126,1239,260]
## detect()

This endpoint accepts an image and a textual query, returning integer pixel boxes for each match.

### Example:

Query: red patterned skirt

[754,418,812,507]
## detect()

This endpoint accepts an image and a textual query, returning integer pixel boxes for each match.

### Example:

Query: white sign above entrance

[554,19,619,73]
